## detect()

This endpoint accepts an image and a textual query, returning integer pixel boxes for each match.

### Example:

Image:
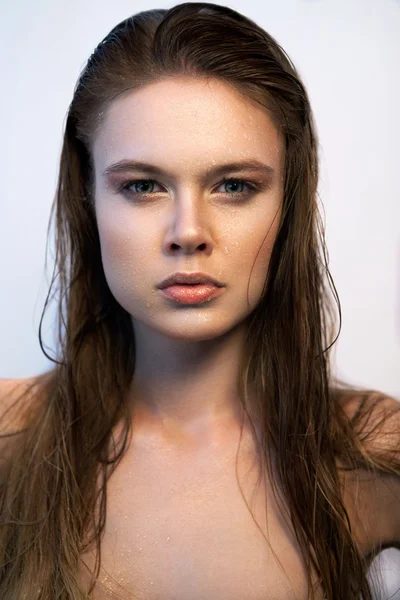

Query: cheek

[255,217,280,273]
[95,211,150,299]
[230,206,280,302]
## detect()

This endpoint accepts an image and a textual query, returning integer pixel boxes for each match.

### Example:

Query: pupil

[228,180,242,192]
[136,181,153,193]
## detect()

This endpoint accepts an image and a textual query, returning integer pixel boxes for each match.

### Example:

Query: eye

[118,177,262,201]
[216,178,257,196]
[122,179,162,195]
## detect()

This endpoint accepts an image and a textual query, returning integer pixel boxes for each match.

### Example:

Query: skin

[91,76,285,448]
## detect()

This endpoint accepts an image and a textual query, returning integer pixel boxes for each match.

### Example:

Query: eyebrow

[101,159,275,183]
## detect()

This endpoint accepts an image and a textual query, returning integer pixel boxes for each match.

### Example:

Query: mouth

[157,272,224,289]
[158,282,225,305]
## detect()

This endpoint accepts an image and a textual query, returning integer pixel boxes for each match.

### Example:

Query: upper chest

[78,423,327,599]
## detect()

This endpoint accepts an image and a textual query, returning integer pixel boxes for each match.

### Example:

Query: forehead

[92,77,284,175]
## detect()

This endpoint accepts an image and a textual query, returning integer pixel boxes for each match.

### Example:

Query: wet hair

[0,3,399,598]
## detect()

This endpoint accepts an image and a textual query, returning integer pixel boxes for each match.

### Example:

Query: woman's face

[91,77,284,342]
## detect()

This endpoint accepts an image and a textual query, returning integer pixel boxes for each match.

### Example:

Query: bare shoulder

[0,377,35,421]
[338,390,400,555]
[0,372,54,431]
[0,373,54,479]
[340,389,400,422]
[0,375,41,398]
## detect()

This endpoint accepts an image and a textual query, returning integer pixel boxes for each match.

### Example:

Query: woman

[0,2,399,599]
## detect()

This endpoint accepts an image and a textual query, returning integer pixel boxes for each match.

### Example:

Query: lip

[157,271,224,289]
[159,283,225,305]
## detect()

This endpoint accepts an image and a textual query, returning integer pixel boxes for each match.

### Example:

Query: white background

[0,0,399,595]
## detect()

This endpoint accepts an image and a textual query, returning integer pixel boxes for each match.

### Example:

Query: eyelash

[117,177,263,202]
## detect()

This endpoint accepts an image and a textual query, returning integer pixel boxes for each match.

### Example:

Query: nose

[162,198,214,256]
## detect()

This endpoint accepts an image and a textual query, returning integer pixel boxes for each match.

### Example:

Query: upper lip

[158,272,224,289]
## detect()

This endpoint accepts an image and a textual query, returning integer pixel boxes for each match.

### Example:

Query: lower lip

[159,284,225,304]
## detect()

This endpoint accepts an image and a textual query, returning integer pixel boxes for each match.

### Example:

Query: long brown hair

[0,3,399,598]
